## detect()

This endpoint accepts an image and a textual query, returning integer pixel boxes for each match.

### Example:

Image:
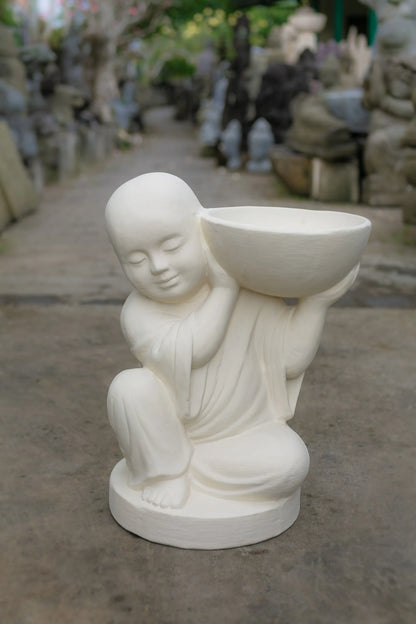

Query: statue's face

[114,204,207,303]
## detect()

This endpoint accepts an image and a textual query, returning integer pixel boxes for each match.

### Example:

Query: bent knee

[108,367,171,407]
[275,429,310,493]
[256,427,309,495]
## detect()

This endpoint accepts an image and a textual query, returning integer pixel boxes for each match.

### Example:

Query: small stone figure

[105,172,370,548]
[281,4,327,64]
[198,104,222,154]
[246,118,274,172]
[212,76,228,110]
[220,119,242,170]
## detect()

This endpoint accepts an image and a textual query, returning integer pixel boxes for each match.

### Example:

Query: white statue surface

[105,172,371,549]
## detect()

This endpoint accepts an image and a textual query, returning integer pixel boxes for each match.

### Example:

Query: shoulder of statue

[120,290,151,337]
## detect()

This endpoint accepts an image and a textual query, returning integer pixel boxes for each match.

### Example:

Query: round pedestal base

[109,460,301,549]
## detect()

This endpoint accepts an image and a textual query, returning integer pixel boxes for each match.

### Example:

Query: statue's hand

[204,242,239,292]
[310,264,360,307]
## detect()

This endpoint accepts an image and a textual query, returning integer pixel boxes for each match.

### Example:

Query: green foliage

[0,0,15,26]
[160,56,195,81]
[167,0,233,26]
[48,27,66,52]
[140,1,300,86]
[137,36,197,85]
[247,3,298,46]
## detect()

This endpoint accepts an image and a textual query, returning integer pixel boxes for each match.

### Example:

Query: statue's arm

[284,298,328,379]
[120,265,239,371]
[187,281,239,368]
[120,293,158,364]
[187,248,239,368]
[284,266,359,379]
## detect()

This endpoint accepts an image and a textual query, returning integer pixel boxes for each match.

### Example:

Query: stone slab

[362,173,405,207]
[270,145,311,196]
[0,121,38,220]
[311,157,359,203]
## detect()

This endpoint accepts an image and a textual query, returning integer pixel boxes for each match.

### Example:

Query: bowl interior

[202,206,370,236]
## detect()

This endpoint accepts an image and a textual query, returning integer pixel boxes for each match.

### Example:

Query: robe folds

[108,288,309,500]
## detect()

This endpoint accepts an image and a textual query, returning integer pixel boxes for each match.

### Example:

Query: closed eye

[161,237,184,252]
[128,256,146,265]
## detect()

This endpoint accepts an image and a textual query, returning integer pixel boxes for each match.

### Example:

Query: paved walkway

[1,107,415,623]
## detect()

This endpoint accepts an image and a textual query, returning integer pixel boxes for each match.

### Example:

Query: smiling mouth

[157,275,180,289]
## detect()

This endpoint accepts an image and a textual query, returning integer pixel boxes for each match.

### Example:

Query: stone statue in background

[0,24,27,97]
[400,87,416,223]
[359,0,416,56]
[198,76,228,155]
[264,26,285,67]
[194,40,218,102]
[360,0,416,203]
[255,61,310,143]
[20,43,57,114]
[59,10,90,98]
[281,4,327,64]
[286,55,356,160]
[246,118,274,172]
[198,104,223,154]
[363,55,416,204]
[338,26,372,88]
[222,15,251,147]
[220,119,242,170]
[0,26,42,189]
[105,172,370,549]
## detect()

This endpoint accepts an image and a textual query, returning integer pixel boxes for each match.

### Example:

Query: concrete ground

[1,107,415,623]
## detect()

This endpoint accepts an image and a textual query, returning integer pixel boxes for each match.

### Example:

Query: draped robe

[108,287,309,500]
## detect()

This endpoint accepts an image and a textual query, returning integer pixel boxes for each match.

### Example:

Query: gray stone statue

[360,0,416,204]
[401,86,416,224]
[285,56,357,161]
[362,55,416,204]
[0,25,27,97]
[220,120,242,170]
[198,104,223,153]
[246,118,274,172]
[360,0,416,57]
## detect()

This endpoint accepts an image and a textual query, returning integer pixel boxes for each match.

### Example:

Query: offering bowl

[201,206,371,298]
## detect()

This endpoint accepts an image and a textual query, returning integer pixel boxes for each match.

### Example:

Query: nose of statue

[148,252,169,275]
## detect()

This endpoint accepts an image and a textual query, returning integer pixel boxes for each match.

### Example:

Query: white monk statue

[105,172,369,549]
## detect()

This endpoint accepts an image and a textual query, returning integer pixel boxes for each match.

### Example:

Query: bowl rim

[201,206,372,236]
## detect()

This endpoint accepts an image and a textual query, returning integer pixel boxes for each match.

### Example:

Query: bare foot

[141,473,190,509]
